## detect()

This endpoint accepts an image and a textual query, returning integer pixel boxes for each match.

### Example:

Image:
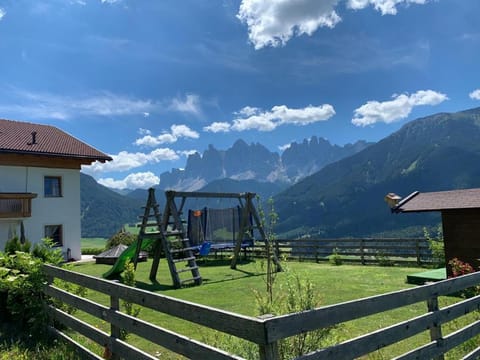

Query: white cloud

[178,149,198,157]
[203,122,232,133]
[237,0,341,50]
[169,94,201,115]
[0,89,157,120]
[83,148,179,174]
[469,89,480,100]
[238,0,432,49]
[271,104,336,125]
[134,124,199,147]
[101,0,122,4]
[0,8,6,20]
[347,0,429,16]
[0,88,202,121]
[211,103,335,132]
[171,124,199,138]
[352,89,448,126]
[98,172,160,190]
[235,106,261,117]
[138,128,151,135]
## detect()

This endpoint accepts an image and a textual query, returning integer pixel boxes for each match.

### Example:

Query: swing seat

[199,242,212,256]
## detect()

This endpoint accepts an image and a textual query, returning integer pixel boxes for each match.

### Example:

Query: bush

[424,226,445,267]
[0,239,64,337]
[81,247,104,255]
[105,228,137,250]
[328,248,343,266]
[448,258,479,298]
[375,251,394,266]
[4,236,31,254]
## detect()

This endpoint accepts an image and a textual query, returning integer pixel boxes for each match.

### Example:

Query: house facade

[0,119,111,260]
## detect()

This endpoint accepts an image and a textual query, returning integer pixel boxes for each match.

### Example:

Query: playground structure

[104,188,281,288]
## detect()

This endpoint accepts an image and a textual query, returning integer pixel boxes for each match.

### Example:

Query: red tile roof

[394,188,480,213]
[0,119,111,162]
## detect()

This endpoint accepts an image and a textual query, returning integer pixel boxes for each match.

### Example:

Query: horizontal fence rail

[44,263,480,359]
[233,238,432,265]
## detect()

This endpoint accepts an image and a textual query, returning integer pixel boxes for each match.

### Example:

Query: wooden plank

[46,285,240,359]
[48,326,104,360]
[463,345,480,360]
[394,319,480,360]
[108,308,243,360]
[48,306,157,360]
[166,190,256,199]
[44,265,265,344]
[263,272,480,342]
[47,305,111,349]
[293,294,480,359]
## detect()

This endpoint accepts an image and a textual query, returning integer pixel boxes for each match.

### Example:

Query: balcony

[0,193,37,218]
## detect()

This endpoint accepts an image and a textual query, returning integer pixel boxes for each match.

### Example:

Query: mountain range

[158,137,371,190]
[81,136,368,237]
[81,107,480,239]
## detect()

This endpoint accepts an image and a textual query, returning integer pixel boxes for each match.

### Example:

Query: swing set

[133,189,281,288]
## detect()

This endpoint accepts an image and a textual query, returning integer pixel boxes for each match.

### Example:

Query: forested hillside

[274,107,480,238]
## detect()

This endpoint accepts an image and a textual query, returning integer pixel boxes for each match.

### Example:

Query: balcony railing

[0,193,37,218]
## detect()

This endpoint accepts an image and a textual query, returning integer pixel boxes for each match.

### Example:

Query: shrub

[0,239,66,337]
[81,247,104,255]
[448,257,479,298]
[105,228,137,250]
[120,261,141,340]
[424,226,445,267]
[4,236,31,254]
[375,251,394,266]
[328,248,343,266]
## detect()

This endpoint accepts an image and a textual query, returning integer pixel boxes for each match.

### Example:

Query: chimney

[27,131,37,145]
[384,193,402,209]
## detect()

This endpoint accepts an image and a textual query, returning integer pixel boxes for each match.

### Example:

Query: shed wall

[442,209,480,276]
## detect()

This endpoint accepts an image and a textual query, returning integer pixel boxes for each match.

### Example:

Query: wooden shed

[388,188,480,276]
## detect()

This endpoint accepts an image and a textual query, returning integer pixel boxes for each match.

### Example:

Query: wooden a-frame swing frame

[139,190,282,286]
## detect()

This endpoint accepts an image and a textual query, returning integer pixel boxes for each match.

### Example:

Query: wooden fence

[233,238,431,265]
[44,264,480,360]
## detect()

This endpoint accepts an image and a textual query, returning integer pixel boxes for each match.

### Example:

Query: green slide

[103,238,155,279]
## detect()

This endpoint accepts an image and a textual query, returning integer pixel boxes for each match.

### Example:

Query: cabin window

[45,225,63,247]
[44,176,62,197]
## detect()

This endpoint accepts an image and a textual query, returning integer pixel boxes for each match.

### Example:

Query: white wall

[0,165,81,260]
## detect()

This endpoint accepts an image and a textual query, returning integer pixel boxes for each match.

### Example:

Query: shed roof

[94,244,128,259]
[0,119,111,163]
[393,188,480,213]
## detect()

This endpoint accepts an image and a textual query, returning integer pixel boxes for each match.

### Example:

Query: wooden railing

[0,193,37,218]
[236,238,432,265]
[44,264,480,359]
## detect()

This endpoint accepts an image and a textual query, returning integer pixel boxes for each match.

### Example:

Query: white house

[0,119,111,260]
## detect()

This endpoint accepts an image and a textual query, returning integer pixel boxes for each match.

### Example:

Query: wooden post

[257,314,279,360]
[360,238,365,265]
[427,296,444,360]
[416,238,421,266]
[109,295,121,360]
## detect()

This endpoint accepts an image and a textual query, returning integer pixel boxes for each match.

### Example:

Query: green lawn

[67,259,479,359]
[80,237,106,249]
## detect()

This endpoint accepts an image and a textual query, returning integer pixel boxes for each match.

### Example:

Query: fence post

[427,296,444,360]
[416,239,421,266]
[258,314,279,360]
[109,294,121,360]
[360,239,365,265]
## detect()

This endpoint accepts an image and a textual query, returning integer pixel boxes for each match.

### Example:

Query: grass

[64,258,480,359]
[80,237,106,250]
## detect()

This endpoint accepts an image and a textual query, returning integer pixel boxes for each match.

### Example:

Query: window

[45,225,63,247]
[44,176,62,197]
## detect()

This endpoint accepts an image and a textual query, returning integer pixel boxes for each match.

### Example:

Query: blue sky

[1,0,480,189]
